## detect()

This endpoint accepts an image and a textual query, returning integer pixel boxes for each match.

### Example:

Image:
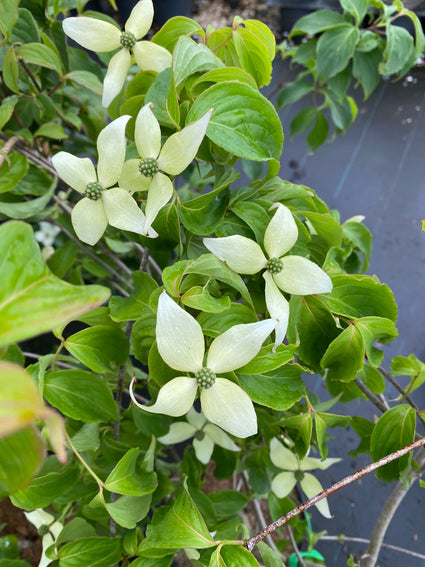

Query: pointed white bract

[119,103,212,234]
[130,291,276,438]
[270,438,340,519]
[52,116,148,245]
[204,203,333,348]
[158,408,240,464]
[62,0,172,107]
[24,509,63,567]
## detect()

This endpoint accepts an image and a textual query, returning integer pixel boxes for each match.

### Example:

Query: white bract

[34,222,61,246]
[130,291,276,438]
[158,407,240,464]
[52,115,152,246]
[62,0,172,107]
[24,509,63,567]
[203,203,332,348]
[119,103,212,234]
[270,438,340,518]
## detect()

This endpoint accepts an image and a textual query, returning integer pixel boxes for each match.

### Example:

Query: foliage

[0,1,424,566]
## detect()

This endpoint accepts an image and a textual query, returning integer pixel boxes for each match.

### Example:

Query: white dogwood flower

[63,0,172,107]
[158,408,240,464]
[130,291,276,438]
[24,509,63,567]
[270,438,340,518]
[52,115,152,246]
[203,203,332,348]
[119,103,212,234]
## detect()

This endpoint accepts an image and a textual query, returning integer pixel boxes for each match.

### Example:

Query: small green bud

[267,257,283,274]
[38,525,50,537]
[194,430,205,441]
[138,157,159,177]
[294,470,304,482]
[84,181,103,201]
[120,31,137,49]
[195,367,216,389]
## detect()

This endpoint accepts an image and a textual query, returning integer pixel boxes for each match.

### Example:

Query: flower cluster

[130,291,276,438]
[204,203,332,347]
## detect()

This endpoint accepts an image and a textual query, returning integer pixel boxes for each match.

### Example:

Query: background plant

[0,1,424,566]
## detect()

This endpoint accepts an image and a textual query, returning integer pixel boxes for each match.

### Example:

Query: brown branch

[18,57,42,92]
[245,436,425,552]
[0,135,19,168]
[353,377,389,413]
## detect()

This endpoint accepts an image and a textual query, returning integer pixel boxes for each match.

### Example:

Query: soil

[0,499,41,566]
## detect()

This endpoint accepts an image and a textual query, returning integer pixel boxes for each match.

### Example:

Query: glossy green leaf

[210,546,260,567]
[173,36,224,86]
[43,370,118,423]
[370,405,416,481]
[354,317,398,367]
[110,272,158,322]
[104,448,157,496]
[181,286,231,313]
[317,25,359,82]
[257,541,286,567]
[277,78,314,110]
[10,8,39,44]
[239,365,305,411]
[0,96,18,130]
[391,354,425,396]
[65,326,129,373]
[307,111,329,151]
[198,302,257,337]
[0,0,19,43]
[321,325,365,382]
[231,201,270,243]
[0,182,55,219]
[0,427,45,499]
[2,45,19,93]
[105,494,152,529]
[290,9,346,36]
[233,27,272,87]
[131,307,156,365]
[0,222,110,347]
[379,24,414,76]
[340,0,368,24]
[187,82,283,161]
[353,47,381,99]
[152,16,204,51]
[0,151,28,194]
[15,43,62,74]
[144,481,214,548]
[34,122,67,140]
[56,518,97,546]
[189,67,257,97]
[66,70,103,95]
[58,538,121,567]
[10,467,77,510]
[290,107,317,136]
[237,344,296,374]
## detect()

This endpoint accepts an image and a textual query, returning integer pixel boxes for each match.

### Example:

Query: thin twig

[18,57,42,92]
[133,242,162,277]
[319,535,425,561]
[0,135,19,168]
[245,436,425,552]
[353,377,389,412]
[287,525,307,567]
[22,351,77,370]
[98,242,133,278]
[379,366,421,411]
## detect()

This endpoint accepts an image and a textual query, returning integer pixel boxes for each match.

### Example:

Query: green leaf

[231,201,270,243]
[0,182,55,219]
[186,254,254,309]
[0,0,19,43]
[354,317,398,367]
[58,538,121,567]
[187,82,283,161]
[290,9,346,36]
[281,413,312,458]
[110,272,158,322]
[173,36,224,86]
[290,107,317,136]
[208,490,248,517]
[0,427,45,499]
[210,546,260,567]
[10,467,77,510]
[315,411,350,458]
[317,25,359,82]
[349,416,374,456]
[15,43,63,74]
[131,307,156,365]
[3,45,19,93]
[233,27,273,87]
[306,111,329,151]
[342,220,372,270]
[146,68,174,126]
[391,354,425,396]
[321,325,365,381]
[189,68,258,98]
[0,151,28,194]
[34,122,67,140]
[10,8,40,44]
[105,494,152,529]
[56,518,97,546]
[178,188,229,235]
[104,448,157,496]
[353,47,381,99]
[277,78,314,110]
[65,326,129,373]
[379,24,414,76]
[239,366,305,411]
[0,222,110,347]
[340,0,368,25]
[181,286,231,313]
[302,211,342,246]
[370,405,416,481]
[0,96,18,130]
[43,370,118,423]
[237,344,296,374]
[258,541,286,567]
[319,274,397,321]
[152,16,204,51]
[65,70,103,95]
[198,302,257,337]
[144,480,214,549]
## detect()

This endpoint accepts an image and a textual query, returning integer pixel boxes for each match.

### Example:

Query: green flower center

[195,367,216,390]
[139,157,159,177]
[194,430,205,441]
[294,470,304,482]
[267,257,283,274]
[38,525,50,537]
[84,181,103,201]
[120,31,137,49]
